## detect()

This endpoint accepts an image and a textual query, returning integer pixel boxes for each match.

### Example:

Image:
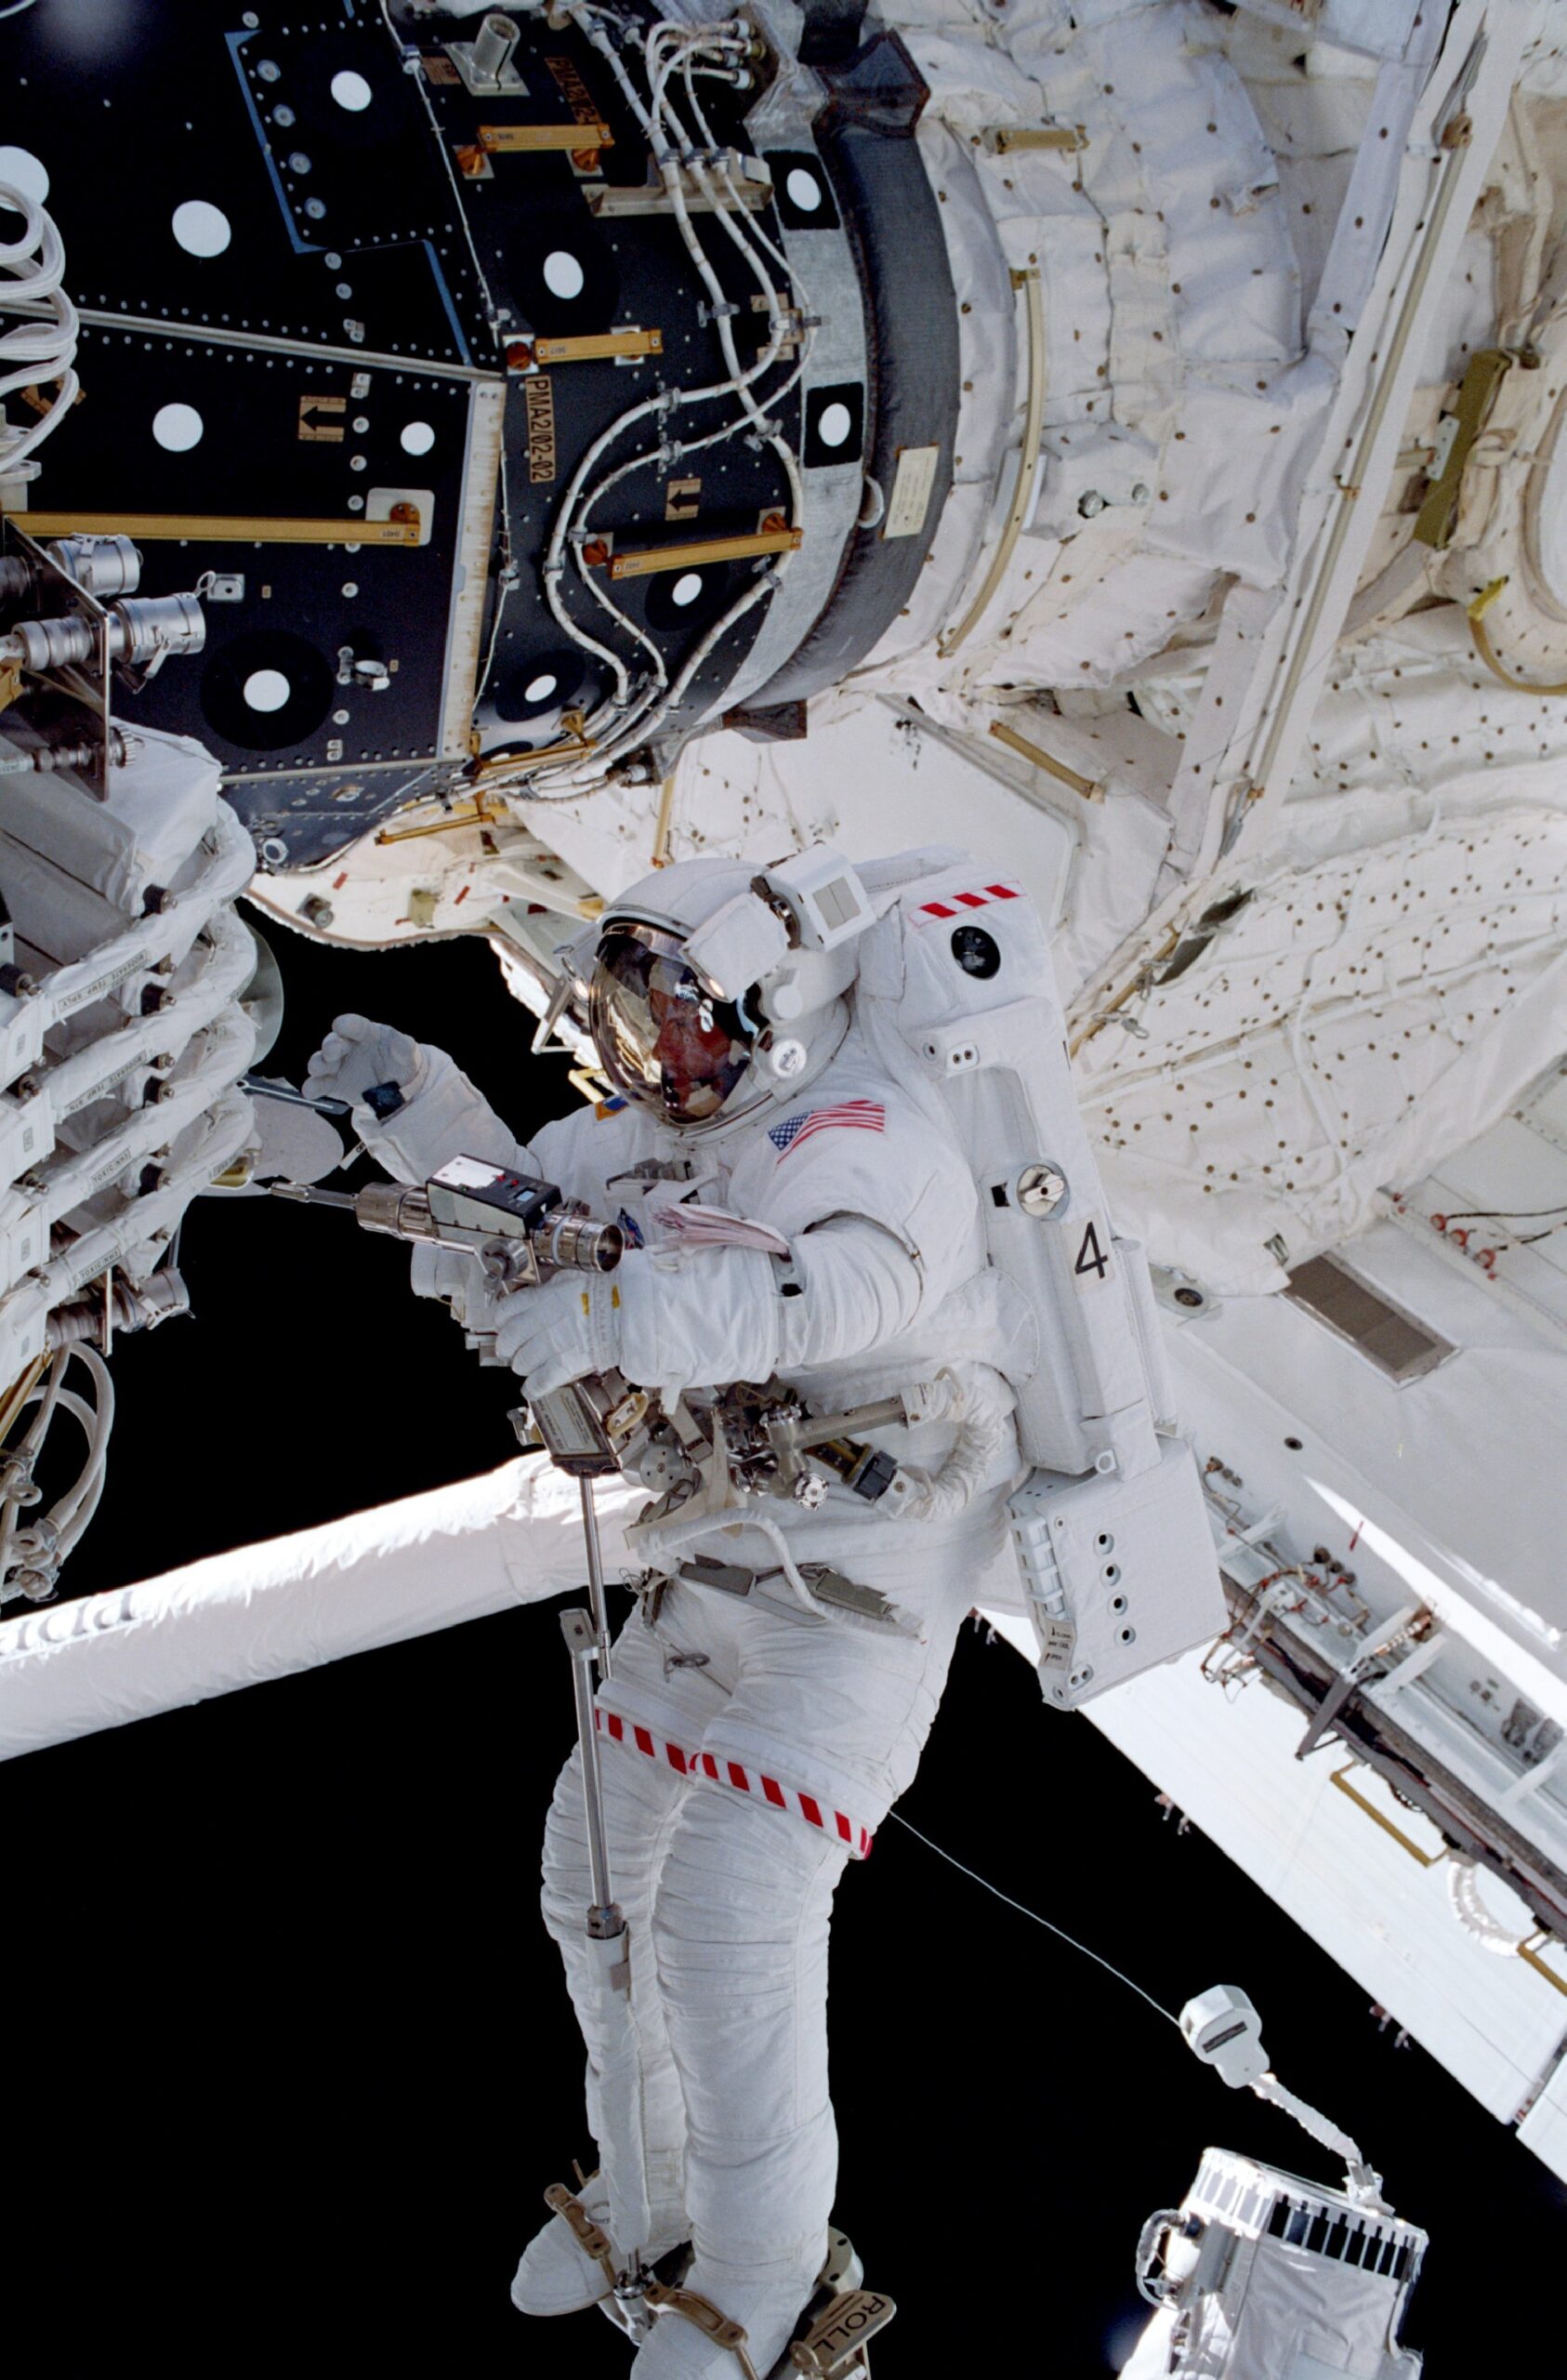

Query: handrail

[1329,1761,1446,1867]
[940,268,1045,658]
[988,716,1101,801]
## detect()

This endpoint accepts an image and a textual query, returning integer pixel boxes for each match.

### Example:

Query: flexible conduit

[1466,575,1567,695]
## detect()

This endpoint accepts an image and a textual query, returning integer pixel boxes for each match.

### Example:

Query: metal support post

[559,1602,654,2277]
[580,1474,614,1679]
[561,1606,622,1931]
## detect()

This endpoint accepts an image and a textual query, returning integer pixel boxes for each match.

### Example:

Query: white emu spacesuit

[306,841,1183,2376]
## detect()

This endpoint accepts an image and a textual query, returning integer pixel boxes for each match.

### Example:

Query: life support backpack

[852,851,1226,1707]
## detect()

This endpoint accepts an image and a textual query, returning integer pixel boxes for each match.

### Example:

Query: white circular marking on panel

[543,249,585,300]
[671,573,704,609]
[524,673,559,704]
[171,200,231,258]
[152,403,204,452]
[0,148,49,207]
[400,418,436,457]
[784,167,822,213]
[817,401,852,449]
[244,668,292,714]
[331,70,373,113]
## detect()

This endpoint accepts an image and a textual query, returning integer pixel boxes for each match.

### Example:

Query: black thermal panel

[225,761,451,874]
[33,326,468,779]
[7,1,494,365]
[7,0,902,846]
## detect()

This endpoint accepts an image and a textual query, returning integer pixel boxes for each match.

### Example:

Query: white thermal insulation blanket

[1117,2230,1413,2380]
[856,0,1317,708]
[1076,805,1567,1294]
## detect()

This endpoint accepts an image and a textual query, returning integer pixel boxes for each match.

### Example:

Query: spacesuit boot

[510,2172,690,2317]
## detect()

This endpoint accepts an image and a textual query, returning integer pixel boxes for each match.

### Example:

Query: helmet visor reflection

[589,932,753,1124]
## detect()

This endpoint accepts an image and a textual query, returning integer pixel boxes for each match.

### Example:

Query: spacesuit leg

[517,1741,692,2314]
[623,1571,977,2376]
[649,1783,848,2355]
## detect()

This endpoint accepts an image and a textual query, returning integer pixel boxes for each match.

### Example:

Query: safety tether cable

[888,1810,1181,2030]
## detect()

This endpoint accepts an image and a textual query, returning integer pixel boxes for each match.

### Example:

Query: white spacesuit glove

[408,1240,505,1330]
[494,1271,619,1395]
[306,1011,428,1105]
[303,1012,525,1186]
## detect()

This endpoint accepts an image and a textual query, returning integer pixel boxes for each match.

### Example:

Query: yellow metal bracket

[1520,1932,1567,1999]
[472,724,599,778]
[1329,1762,1445,1867]
[988,717,1101,801]
[1412,346,1513,550]
[983,124,1087,155]
[512,328,663,367]
[479,121,613,153]
[651,769,679,867]
[599,522,800,581]
[375,795,510,846]
[11,507,420,548]
[0,1354,47,1449]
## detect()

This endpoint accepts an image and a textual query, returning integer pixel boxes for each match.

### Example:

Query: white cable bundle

[511,6,814,793]
[0,178,79,482]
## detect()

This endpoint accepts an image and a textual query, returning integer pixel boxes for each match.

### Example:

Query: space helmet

[582,846,876,1138]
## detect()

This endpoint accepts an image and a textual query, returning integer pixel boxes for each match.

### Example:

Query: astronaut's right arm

[304,1012,526,1185]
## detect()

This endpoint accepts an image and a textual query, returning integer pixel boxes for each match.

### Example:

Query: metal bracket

[982,123,1087,155]
[480,121,612,155]
[1519,1932,1567,1999]
[987,716,1101,802]
[19,507,420,548]
[1412,346,1513,551]
[599,521,802,581]
[789,2287,896,2374]
[542,2181,620,2295]
[1329,1762,1446,1867]
[644,2281,760,2380]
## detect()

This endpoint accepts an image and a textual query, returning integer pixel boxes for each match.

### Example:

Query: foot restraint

[543,2180,622,2296]
[642,2229,896,2378]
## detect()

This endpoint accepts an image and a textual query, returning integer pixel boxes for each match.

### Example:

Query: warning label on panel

[525,374,557,484]
[884,443,940,539]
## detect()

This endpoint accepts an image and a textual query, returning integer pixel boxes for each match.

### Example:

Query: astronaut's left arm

[494,1114,968,1396]
[303,1012,527,1185]
[494,1227,918,1397]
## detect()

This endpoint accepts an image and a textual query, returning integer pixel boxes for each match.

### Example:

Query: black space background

[8,925,1560,2373]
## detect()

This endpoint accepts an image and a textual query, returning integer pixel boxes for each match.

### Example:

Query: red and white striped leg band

[595,1707,875,1860]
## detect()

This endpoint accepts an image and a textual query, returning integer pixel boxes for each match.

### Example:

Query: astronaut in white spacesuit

[305,847,1034,2375]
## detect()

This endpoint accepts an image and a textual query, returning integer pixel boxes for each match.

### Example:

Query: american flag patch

[768,1099,886,1157]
